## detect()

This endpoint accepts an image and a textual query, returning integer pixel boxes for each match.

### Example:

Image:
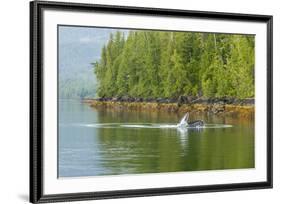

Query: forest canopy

[93,30,255,99]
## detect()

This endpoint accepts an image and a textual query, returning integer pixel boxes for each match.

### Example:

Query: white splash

[177,112,189,128]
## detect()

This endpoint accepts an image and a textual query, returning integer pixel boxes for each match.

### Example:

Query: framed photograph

[30,0,273,203]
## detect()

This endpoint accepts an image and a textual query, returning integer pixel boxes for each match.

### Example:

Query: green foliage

[94,31,255,99]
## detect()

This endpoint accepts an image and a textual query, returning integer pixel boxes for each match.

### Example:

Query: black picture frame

[30,1,273,203]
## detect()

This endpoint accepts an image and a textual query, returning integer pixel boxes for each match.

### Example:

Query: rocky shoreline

[83,96,254,116]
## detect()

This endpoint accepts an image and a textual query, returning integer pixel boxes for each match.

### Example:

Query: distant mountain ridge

[58,26,127,99]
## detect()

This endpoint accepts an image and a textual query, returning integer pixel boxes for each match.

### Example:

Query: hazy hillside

[58,26,124,99]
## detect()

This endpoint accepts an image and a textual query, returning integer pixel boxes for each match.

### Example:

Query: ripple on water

[59,123,233,129]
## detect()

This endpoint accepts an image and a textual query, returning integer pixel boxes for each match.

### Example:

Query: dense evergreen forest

[93,30,255,99]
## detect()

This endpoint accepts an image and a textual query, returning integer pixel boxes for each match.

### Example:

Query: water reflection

[59,100,254,177]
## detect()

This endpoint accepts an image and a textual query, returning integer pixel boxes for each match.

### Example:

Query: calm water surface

[59,100,254,177]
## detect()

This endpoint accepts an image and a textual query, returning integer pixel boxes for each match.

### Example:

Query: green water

[58,100,254,177]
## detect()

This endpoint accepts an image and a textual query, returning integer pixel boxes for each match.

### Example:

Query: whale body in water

[177,112,204,128]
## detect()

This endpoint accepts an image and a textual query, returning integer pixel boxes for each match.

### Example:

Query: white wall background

[0,0,279,203]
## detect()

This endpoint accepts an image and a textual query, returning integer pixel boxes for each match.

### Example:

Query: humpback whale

[177,112,204,128]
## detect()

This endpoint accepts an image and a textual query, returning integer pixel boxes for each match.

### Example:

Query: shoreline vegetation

[93,31,254,100]
[89,30,255,118]
[83,96,254,117]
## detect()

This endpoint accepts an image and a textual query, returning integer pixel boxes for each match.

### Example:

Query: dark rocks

[221,97,235,104]
[145,98,154,102]
[191,98,208,104]
[240,98,255,105]
[135,98,143,102]
[168,98,178,103]
[96,97,111,102]
[120,96,130,102]
[177,96,190,105]
[92,96,254,106]
[156,98,167,103]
